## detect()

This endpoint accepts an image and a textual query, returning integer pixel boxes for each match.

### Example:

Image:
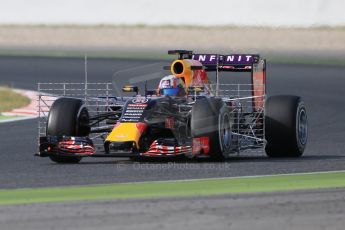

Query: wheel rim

[77,107,90,136]
[297,108,308,146]
[220,113,232,152]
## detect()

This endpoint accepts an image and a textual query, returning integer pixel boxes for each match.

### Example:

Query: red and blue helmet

[158,75,186,96]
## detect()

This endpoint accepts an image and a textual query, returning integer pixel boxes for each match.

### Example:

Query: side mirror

[188,86,204,93]
[122,85,139,94]
[188,86,205,96]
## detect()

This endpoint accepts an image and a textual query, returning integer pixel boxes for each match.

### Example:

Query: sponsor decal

[128,104,147,107]
[192,54,253,65]
[122,116,141,119]
[126,108,145,111]
[124,111,142,116]
[121,119,139,122]
[122,101,147,122]
[132,98,148,104]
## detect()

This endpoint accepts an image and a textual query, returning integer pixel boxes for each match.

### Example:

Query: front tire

[46,97,90,163]
[191,98,232,160]
[265,95,308,157]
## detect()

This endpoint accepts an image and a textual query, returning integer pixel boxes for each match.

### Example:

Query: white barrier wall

[0,0,344,27]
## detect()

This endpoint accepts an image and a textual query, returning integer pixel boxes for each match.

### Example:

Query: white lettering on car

[198,55,206,62]
[226,55,234,62]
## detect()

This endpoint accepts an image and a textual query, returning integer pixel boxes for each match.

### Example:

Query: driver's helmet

[158,75,186,96]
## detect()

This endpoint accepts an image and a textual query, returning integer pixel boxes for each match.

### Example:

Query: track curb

[0,88,38,123]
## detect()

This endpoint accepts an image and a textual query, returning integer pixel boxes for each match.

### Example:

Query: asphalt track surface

[1,189,344,230]
[0,56,345,189]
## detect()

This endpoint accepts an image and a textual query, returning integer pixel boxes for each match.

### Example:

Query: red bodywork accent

[165,117,174,129]
[252,59,266,111]
[113,121,121,128]
[135,122,147,135]
[191,69,212,95]
[141,140,191,157]
[192,69,209,86]
[57,140,95,155]
[192,137,210,155]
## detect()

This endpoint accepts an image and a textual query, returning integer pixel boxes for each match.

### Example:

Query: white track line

[49,170,345,188]
[115,169,345,185]
[0,116,36,123]
[8,170,345,191]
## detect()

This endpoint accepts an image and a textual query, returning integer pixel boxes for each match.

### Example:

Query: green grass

[0,116,10,120]
[0,87,30,113]
[0,115,23,121]
[0,171,345,206]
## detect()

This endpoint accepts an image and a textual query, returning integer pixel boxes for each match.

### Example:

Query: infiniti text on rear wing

[192,54,260,72]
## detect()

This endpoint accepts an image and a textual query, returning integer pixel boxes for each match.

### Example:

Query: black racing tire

[48,155,82,164]
[265,95,308,157]
[47,97,90,163]
[191,98,232,160]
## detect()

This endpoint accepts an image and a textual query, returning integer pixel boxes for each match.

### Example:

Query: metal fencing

[37,83,115,152]
[211,83,265,154]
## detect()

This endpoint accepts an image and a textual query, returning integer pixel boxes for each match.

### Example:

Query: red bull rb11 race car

[37,50,308,163]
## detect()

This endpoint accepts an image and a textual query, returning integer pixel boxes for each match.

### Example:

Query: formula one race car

[37,50,308,163]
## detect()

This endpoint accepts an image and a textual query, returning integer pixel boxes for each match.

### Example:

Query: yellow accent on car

[170,59,203,88]
[105,123,141,148]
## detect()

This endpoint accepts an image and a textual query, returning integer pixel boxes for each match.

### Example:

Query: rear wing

[168,50,266,111]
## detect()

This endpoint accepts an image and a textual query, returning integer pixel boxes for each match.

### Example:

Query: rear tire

[265,95,308,157]
[47,97,90,163]
[191,98,232,160]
